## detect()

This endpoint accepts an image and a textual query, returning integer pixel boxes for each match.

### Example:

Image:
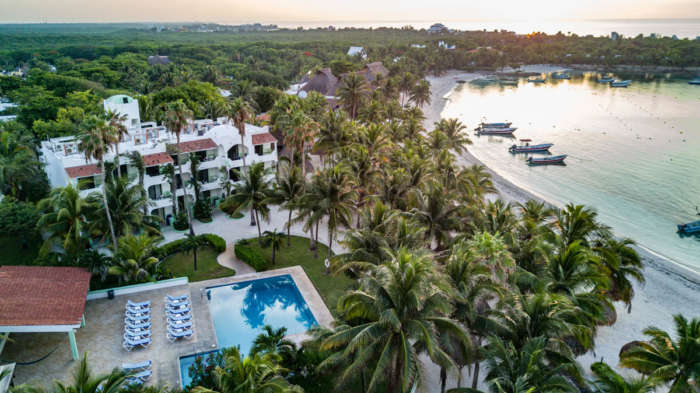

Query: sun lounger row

[122,360,152,385]
[165,294,194,342]
[124,300,151,351]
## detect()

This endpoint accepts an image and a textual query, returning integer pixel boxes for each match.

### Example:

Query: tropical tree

[109,234,160,284]
[37,184,92,256]
[287,109,320,180]
[620,314,700,392]
[191,347,302,393]
[589,361,659,393]
[229,162,273,239]
[161,163,178,217]
[251,325,296,360]
[311,164,357,258]
[262,229,284,265]
[159,100,195,235]
[337,73,369,119]
[79,115,118,250]
[0,131,42,199]
[105,109,129,178]
[268,163,304,245]
[409,79,431,108]
[126,151,147,216]
[229,97,254,168]
[184,232,206,272]
[409,182,460,250]
[320,248,469,393]
[594,237,645,312]
[435,118,472,154]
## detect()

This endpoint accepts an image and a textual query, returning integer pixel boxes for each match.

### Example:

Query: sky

[0,0,699,23]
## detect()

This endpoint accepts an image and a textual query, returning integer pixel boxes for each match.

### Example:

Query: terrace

[2,267,332,388]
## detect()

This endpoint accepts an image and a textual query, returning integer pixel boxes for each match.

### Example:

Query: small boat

[610,80,631,87]
[477,127,517,135]
[509,140,553,153]
[478,122,512,128]
[598,77,615,83]
[677,220,700,234]
[552,72,571,79]
[527,154,567,165]
[689,79,700,85]
[499,79,518,86]
[528,77,546,83]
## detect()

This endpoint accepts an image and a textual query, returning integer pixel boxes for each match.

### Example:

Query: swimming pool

[179,274,318,387]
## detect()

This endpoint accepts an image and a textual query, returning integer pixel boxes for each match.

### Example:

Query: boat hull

[477,127,516,135]
[677,220,700,234]
[509,143,553,153]
[610,80,631,87]
[689,80,700,85]
[527,154,567,165]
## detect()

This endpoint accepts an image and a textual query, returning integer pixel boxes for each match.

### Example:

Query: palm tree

[320,248,469,393]
[229,162,273,239]
[594,237,645,312]
[482,336,578,393]
[268,163,304,245]
[409,79,431,108]
[457,165,495,206]
[620,314,700,392]
[105,109,129,178]
[184,233,206,271]
[229,97,254,168]
[160,100,195,235]
[79,115,119,250]
[262,229,284,265]
[0,131,42,198]
[409,182,460,250]
[435,118,472,154]
[288,109,320,180]
[337,73,369,119]
[161,163,178,217]
[191,347,301,393]
[315,109,351,166]
[555,204,609,248]
[251,325,296,360]
[397,72,416,107]
[311,165,357,258]
[126,151,147,216]
[37,184,92,256]
[589,361,659,393]
[109,234,160,284]
[11,353,129,393]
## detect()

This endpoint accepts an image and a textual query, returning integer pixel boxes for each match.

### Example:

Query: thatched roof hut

[301,68,340,97]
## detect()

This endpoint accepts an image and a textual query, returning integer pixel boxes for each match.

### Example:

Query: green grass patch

[0,236,39,265]
[161,246,234,282]
[245,235,354,316]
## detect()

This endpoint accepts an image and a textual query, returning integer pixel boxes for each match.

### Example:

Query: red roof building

[251,133,277,145]
[168,138,217,153]
[65,164,101,179]
[143,152,174,166]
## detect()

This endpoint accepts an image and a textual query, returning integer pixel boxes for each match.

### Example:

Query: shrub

[153,233,226,259]
[218,197,239,216]
[201,233,226,253]
[173,211,189,230]
[234,240,269,271]
[194,198,213,222]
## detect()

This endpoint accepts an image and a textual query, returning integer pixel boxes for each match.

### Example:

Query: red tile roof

[143,152,174,167]
[65,164,101,179]
[252,133,277,145]
[0,266,91,327]
[168,138,217,153]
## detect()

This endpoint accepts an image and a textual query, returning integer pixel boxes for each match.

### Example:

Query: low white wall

[86,277,189,300]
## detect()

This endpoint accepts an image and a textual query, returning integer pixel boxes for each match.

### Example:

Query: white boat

[610,80,631,87]
[476,127,517,135]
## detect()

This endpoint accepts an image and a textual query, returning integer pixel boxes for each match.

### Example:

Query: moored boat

[527,154,567,165]
[677,220,700,234]
[689,79,700,85]
[528,77,546,83]
[509,140,553,153]
[598,77,615,83]
[610,80,631,87]
[477,127,517,135]
[478,122,512,128]
[499,79,518,86]
[552,72,571,79]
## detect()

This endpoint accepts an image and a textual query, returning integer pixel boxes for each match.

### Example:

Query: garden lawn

[245,235,354,315]
[161,246,234,282]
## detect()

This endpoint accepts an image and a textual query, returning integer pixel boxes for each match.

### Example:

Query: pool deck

[2,266,333,388]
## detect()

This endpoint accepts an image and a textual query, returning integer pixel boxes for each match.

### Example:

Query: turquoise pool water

[179,274,318,387]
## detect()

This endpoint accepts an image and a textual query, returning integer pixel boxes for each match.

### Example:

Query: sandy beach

[423,69,700,378]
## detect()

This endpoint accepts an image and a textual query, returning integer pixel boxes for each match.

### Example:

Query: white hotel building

[40,95,278,225]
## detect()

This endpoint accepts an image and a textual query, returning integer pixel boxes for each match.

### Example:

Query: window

[146,166,160,177]
[148,184,163,200]
[254,145,263,155]
[198,170,209,183]
[77,176,96,190]
[131,118,137,126]
[122,97,128,104]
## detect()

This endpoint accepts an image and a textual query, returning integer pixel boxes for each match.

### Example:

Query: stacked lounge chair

[123,300,152,351]
[165,294,194,342]
[122,360,152,385]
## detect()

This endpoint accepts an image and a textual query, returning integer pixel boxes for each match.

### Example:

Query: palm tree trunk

[170,177,177,216]
[177,135,195,236]
[287,209,292,246]
[472,336,482,389]
[301,143,306,180]
[328,224,333,259]
[193,249,198,271]
[440,367,447,393]
[255,209,262,239]
[272,246,276,264]
[250,207,256,226]
[115,145,121,178]
[100,160,118,251]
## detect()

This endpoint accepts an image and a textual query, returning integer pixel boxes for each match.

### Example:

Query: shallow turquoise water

[179,275,317,387]
[443,73,700,272]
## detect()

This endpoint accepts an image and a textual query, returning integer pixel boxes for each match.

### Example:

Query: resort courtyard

[3,267,333,388]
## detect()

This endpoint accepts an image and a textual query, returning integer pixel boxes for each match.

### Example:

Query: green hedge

[234,239,269,271]
[154,233,226,259]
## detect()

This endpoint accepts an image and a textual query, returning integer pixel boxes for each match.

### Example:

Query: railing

[86,277,189,300]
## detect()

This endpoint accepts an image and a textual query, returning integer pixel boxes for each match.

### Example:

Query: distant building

[147,55,171,66]
[611,31,619,40]
[219,88,231,98]
[672,34,678,40]
[410,44,426,49]
[428,23,448,34]
[347,46,367,59]
[297,61,389,103]
[438,41,456,50]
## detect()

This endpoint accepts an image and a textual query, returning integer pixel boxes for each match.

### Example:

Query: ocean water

[179,275,317,387]
[274,19,700,38]
[441,73,700,273]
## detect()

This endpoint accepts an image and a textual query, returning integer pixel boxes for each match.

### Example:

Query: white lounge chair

[166,294,188,303]
[122,360,151,372]
[125,320,151,330]
[168,320,192,330]
[125,308,150,318]
[125,315,150,325]
[123,336,151,351]
[167,313,192,323]
[166,327,193,342]
[166,298,190,308]
[124,330,151,340]
[126,300,150,310]
[165,306,191,316]
[130,369,152,381]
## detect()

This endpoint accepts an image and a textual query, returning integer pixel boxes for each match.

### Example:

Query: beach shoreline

[423,68,700,376]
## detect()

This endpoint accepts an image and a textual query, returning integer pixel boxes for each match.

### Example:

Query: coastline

[423,69,700,376]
